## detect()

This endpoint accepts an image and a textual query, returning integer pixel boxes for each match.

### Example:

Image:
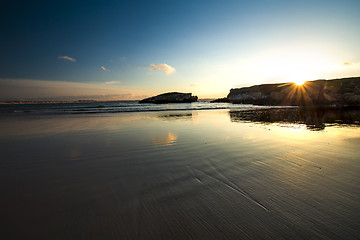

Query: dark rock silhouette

[214,77,360,106]
[139,92,198,104]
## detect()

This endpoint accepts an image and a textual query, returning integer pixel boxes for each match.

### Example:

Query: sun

[294,79,306,86]
[290,73,312,86]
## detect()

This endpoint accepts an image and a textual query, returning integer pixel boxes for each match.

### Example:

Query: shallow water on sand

[1,109,360,239]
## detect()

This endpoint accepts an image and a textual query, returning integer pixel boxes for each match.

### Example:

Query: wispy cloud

[189,83,197,87]
[104,81,121,85]
[101,66,110,72]
[343,62,352,66]
[150,63,176,75]
[58,56,76,62]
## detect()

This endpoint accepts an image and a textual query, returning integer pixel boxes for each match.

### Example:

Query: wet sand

[0,109,360,239]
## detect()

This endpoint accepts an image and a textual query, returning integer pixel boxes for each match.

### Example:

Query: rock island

[139,92,198,104]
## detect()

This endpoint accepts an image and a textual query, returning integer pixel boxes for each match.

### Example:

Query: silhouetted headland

[139,92,198,104]
[213,76,360,107]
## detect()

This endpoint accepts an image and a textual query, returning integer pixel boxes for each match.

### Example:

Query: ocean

[0,100,273,115]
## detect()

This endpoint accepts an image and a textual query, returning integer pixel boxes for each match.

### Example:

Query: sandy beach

[1,109,360,239]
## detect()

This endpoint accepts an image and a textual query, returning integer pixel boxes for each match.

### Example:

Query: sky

[1,0,360,101]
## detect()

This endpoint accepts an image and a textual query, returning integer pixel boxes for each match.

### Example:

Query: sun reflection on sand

[152,132,177,146]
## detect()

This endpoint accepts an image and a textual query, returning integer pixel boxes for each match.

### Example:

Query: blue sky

[1,0,360,100]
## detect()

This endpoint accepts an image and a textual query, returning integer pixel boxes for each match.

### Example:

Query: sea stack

[139,92,198,104]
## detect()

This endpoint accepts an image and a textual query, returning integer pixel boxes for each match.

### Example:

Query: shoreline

[1,107,360,131]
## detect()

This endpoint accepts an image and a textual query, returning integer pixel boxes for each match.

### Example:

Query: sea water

[0,100,273,115]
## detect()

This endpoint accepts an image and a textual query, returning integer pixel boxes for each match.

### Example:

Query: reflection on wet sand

[1,110,360,239]
[157,112,193,120]
[152,132,177,146]
[229,107,360,130]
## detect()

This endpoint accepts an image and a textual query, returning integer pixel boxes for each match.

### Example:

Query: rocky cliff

[216,77,360,106]
[139,92,198,104]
